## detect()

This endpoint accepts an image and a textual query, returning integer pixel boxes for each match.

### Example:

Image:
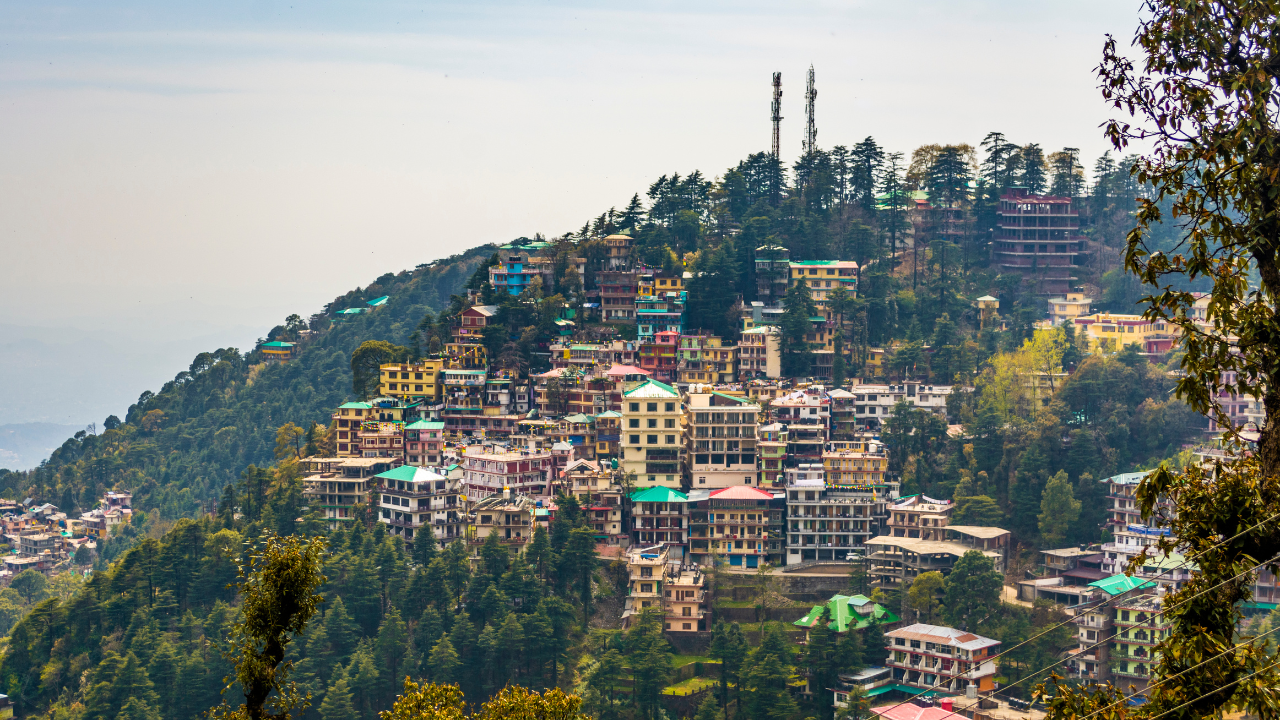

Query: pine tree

[1038,470,1082,547]
[318,665,356,720]
[428,636,461,685]
[780,279,818,377]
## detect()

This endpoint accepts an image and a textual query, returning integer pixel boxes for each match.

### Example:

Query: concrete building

[739,326,781,379]
[597,270,640,323]
[562,459,626,546]
[684,391,761,489]
[755,245,791,302]
[888,495,955,541]
[1072,312,1176,355]
[771,386,832,465]
[1047,292,1093,325]
[785,464,892,563]
[630,486,690,557]
[379,360,444,404]
[459,446,552,498]
[688,486,775,568]
[790,260,859,324]
[621,379,685,488]
[374,465,466,547]
[404,420,445,466]
[620,544,710,633]
[884,623,1000,694]
[991,188,1087,295]
[471,490,538,552]
[864,526,1011,589]
[677,335,738,386]
[300,457,392,527]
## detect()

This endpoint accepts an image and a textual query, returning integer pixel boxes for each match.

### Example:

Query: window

[647,435,658,444]
[647,418,658,428]
[666,402,676,412]
[666,435,676,444]
[630,435,640,444]
[630,402,640,411]
[647,402,658,412]
[629,419,640,428]
[664,418,675,429]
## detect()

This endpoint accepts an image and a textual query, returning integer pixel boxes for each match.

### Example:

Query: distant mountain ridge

[0,423,84,471]
[0,244,495,515]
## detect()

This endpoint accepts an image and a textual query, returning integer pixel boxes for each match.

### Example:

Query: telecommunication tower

[771,72,783,159]
[803,65,817,153]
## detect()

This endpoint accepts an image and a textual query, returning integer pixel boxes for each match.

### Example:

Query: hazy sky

[0,0,1145,427]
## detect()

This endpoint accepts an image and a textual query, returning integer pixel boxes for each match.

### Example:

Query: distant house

[794,593,900,639]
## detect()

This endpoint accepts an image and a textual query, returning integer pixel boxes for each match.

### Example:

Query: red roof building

[991,189,1087,295]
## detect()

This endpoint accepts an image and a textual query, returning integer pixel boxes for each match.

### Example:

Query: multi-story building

[687,486,775,568]
[1066,573,1157,682]
[333,401,373,457]
[843,382,953,431]
[621,545,668,628]
[300,456,391,527]
[636,293,685,342]
[594,410,623,459]
[460,446,552,498]
[638,332,680,385]
[677,335,738,386]
[822,441,888,487]
[605,233,632,269]
[757,422,788,487]
[375,465,467,547]
[785,464,892,563]
[1048,292,1093,325]
[621,544,710,633]
[1105,470,1155,528]
[562,459,626,545]
[887,495,954,540]
[490,249,540,296]
[1072,312,1177,355]
[629,486,690,558]
[991,188,1087,295]
[755,245,791,302]
[884,623,1000,694]
[771,387,831,465]
[621,379,685,488]
[1110,595,1168,693]
[684,391,761,489]
[379,360,444,404]
[597,270,640,323]
[864,526,1010,588]
[471,490,538,552]
[789,260,859,322]
[739,326,781,380]
[404,420,446,465]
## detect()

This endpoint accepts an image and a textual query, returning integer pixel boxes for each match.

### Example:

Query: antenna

[803,65,817,154]
[771,72,783,159]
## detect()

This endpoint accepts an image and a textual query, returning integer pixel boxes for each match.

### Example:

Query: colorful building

[621,379,685,487]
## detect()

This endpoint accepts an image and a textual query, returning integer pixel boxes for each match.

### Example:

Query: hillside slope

[0,244,495,517]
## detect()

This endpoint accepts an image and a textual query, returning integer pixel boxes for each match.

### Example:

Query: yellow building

[1073,312,1175,354]
[379,360,444,403]
[621,380,685,488]
[678,335,738,385]
[638,273,685,297]
[822,449,887,487]
[1048,292,1092,325]
[790,261,859,352]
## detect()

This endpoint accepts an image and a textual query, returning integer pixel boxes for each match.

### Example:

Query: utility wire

[871,510,1280,715]
[874,548,1280,720]
[975,550,1280,700]
[1077,623,1280,720]
[1142,657,1280,720]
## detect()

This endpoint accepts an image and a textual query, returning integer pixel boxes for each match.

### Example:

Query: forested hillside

[0,245,494,520]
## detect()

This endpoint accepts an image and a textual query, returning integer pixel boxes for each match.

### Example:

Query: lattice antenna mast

[803,65,817,153]
[771,72,783,159]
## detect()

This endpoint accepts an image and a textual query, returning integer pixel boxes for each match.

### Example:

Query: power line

[871,510,1280,714]
[1077,623,1280,720]
[1143,657,1280,720]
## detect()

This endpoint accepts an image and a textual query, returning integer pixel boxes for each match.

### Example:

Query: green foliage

[942,551,1002,629]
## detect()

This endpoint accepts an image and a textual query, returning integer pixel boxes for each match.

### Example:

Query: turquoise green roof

[375,465,445,483]
[790,260,846,266]
[623,379,679,398]
[405,420,445,430]
[630,487,689,503]
[259,341,296,348]
[335,308,366,315]
[338,402,373,410]
[562,414,591,423]
[367,296,389,307]
[594,410,622,418]
[710,391,757,405]
[1089,573,1156,596]
[794,594,900,632]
